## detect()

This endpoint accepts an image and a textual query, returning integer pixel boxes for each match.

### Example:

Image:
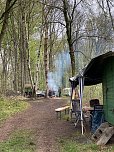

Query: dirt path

[0,98,77,152]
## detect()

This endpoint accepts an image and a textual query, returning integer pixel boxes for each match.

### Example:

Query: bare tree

[40,0,84,76]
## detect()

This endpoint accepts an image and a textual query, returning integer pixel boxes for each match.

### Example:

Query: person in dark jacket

[33,83,36,98]
[58,87,61,97]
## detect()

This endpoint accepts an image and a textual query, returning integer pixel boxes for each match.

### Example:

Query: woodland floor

[0,97,91,152]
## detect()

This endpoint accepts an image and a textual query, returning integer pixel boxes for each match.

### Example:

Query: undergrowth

[59,138,114,152]
[0,130,35,152]
[0,97,29,123]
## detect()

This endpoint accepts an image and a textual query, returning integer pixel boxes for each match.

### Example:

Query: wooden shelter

[69,51,114,134]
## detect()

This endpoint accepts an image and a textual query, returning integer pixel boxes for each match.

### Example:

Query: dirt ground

[0,97,86,152]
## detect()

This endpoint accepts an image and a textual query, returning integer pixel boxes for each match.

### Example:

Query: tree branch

[0,0,17,21]
[106,0,114,31]
[72,35,107,45]
[73,50,91,61]
[38,0,64,12]
[96,0,107,15]
[48,21,66,27]
[71,0,76,20]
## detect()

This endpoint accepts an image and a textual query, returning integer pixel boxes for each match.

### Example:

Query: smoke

[48,51,71,91]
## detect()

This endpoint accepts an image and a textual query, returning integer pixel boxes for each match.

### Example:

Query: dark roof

[69,51,114,86]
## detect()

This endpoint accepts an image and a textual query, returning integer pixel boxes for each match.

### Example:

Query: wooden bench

[55,106,70,119]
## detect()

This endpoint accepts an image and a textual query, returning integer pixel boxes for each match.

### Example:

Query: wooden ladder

[92,122,114,145]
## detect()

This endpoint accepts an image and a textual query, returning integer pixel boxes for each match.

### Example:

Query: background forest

[0,0,114,98]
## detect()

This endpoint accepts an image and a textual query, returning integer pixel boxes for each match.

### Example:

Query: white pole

[79,76,84,135]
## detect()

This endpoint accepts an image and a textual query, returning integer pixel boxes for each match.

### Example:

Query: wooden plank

[55,106,70,112]
[92,122,110,141]
[97,127,114,145]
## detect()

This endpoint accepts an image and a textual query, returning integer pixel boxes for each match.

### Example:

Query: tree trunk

[1,48,8,95]
[49,24,53,71]
[18,0,26,94]
[42,1,49,98]
[69,45,76,76]
[62,0,76,76]
[10,11,18,92]
[44,23,48,98]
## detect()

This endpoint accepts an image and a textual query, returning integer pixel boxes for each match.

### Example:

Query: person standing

[58,87,61,97]
[33,83,36,98]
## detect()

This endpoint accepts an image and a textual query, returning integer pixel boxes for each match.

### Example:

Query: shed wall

[102,57,114,125]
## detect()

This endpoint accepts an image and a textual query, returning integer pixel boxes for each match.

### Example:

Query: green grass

[60,139,114,152]
[0,97,29,123]
[0,130,36,152]
[0,98,35,151]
